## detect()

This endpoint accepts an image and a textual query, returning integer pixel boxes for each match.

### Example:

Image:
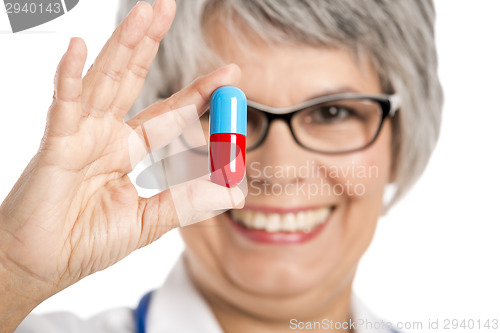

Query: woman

[0,0,442,332]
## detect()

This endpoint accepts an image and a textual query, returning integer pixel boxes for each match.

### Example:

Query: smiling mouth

[228,206,334,233]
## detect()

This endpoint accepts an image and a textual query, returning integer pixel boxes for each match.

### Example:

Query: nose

[247,119,310,188]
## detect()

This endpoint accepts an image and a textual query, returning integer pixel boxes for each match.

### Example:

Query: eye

[247,107,263,131]
[308,105,353,124]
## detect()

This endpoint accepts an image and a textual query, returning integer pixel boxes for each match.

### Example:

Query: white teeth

[266,214,281,232]
[296,211,307,231]
[253,213,266,229]
[282,213,296,232]
[230,207,332,233]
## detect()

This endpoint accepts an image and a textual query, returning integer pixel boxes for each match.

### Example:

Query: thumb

[136,174,246,247]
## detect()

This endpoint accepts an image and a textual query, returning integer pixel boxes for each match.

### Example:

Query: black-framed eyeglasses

[181,93,401,154]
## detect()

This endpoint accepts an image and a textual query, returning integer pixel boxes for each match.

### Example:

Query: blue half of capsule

[209,86,247,136]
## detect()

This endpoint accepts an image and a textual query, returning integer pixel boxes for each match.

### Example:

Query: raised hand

[0,1,244,330]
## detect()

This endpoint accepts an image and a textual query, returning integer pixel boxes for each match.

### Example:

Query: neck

[208,288,353,333]
[184,255,355,333]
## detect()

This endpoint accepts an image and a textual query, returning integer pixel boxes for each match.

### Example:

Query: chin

[218,205,347,297]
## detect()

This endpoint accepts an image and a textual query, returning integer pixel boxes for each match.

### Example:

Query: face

[179,24,393,320]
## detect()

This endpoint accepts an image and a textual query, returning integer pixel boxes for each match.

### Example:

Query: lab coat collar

[147,254,223,333]
[147,254,393,333]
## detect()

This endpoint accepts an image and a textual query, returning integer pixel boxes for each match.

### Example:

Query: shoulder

[15,307,135,333]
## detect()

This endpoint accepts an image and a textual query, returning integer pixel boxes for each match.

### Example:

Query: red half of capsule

[209,133,246,187]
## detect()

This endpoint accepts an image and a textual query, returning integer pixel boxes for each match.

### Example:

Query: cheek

[318,122,392,199]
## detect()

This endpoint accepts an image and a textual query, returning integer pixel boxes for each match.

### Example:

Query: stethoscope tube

[134,290,154,333]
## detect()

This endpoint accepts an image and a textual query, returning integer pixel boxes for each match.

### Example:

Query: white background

[1,1,499,332]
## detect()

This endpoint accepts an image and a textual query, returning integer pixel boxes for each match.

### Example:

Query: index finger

[127,64,242,158]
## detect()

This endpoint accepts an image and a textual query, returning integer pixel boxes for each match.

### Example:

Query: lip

[226,206,334,244]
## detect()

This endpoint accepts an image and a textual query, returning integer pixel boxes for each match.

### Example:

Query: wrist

[0,260,40,332]
[0,223,46,332]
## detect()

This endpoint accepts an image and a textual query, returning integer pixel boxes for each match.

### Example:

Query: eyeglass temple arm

[388,94,401,117]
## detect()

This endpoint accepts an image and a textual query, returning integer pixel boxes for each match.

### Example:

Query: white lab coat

[16,255,396,333]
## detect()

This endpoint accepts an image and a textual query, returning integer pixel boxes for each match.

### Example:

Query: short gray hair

[117,0,443,211]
